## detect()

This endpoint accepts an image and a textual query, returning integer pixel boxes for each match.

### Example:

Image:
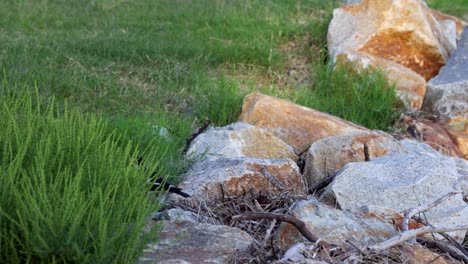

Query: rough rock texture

[238,93,368,153]
[138,221,254,264]
[400,139,468,199]
[303,131,405,186]
[153,208,213,224]
[324,153,468,241]
[401,115,464,158]
[277,198,397,249]
[424,28,468,159]
[329,0,467,109]
[179,157,306,199]
[186,122,297,162]
[275,243,329,264]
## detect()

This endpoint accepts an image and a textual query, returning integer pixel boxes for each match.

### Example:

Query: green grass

[0,0,464,262]
[0,84,170,263]
[427,0,468,18]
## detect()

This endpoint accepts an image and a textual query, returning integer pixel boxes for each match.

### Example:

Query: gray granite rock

[424,28,468,122]
[323,153,468,241]
[138,221,254,264]
[304,131,405,186]
[278,198,397,249]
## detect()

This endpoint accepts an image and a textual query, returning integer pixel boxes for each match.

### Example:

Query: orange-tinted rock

[238,93,368,154]
[402,116,465,158]
[186,122,298,162]
[178,157,306,200]
[304,131,405,187]
[430,9,468,37]
[338,52,426,108]
[328,0,466,109]
[446,124,468,159]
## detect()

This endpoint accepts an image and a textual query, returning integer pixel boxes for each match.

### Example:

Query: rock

[277,198,397,249]
[324,153,468,241]
[138,221,254,264]
[328,0,467,109]
[400,139,468,199]
[275,243,329,264]
[423,28,468,122]
[399,138,443,157]
[337,52,426,109]
[423,28,468,159]
[238,93,367,154]
[179,157,306,199]
[153,208,210,224]
[186,122,298,162]
[400,115,464,158]
[303,131,405,186]
[400,244,449,264]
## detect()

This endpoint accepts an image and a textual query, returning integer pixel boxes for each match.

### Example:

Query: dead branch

[184,119,211,153]
[367,225,468,252]
[232,212,332,248]
[262,219,277,247]
[260,167,285,191]
[403,191,461,244]
[403,191,461,232]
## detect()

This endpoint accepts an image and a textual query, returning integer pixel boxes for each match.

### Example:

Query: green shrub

[0,84,162,263]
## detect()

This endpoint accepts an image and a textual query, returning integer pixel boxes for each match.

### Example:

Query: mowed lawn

[0,0,466,263]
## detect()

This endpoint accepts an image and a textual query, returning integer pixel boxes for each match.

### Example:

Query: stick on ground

[232,212,333,248]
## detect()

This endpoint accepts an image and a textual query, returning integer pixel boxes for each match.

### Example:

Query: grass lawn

[0,0,465,263]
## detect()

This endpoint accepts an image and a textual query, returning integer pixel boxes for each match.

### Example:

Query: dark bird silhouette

[150,178,190,197]
[137,157,190,198]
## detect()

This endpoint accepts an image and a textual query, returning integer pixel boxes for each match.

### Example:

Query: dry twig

[367,225,468,252]
[232,212,333,248]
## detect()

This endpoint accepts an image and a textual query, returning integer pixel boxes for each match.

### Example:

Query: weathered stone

[401,244,449,264]
[186,122,297,162]
[238,93,367,154]
[400,115,464,158]
[304,131,405,186]
[275,243,329,264]
[138,221,254,264]
[324,153,468,241]
[329,0,467,109]
[337,52,426,109]
[399,138,443,157]
[153,208,212,224]
[277,198,397,249]
[179,157,306,199]
[423,28,468,158]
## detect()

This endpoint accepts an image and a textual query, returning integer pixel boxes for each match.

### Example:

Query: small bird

[150,178,190,198]
[137,157,190,198]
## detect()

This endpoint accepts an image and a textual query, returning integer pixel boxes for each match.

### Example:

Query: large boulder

[138,221,254,264]
[423,28,468,159]
[323,153,468,241]
[303,131,406,186]
[277,198,397,249]
[238,93,368,154]
[178,157,306,200]
[186,122,297,162]
[329,0,467,109]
